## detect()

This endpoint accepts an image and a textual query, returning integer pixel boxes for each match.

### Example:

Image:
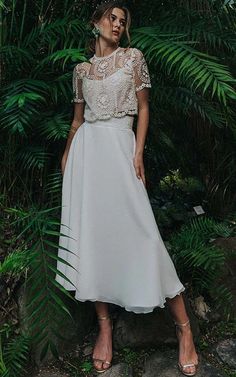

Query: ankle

[175,319,192,333]
[97,315,112,329]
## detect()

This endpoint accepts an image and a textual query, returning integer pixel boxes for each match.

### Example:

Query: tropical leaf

[37,114,70,141]
[1,335,30,377]
[131,26,236,105]
[17,146,52,170]
[6,205,78,361]
[169,216,234,318]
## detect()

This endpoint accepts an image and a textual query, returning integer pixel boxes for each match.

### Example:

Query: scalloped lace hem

[66,285,186,314]
[84,109,137,122]
[136,83,152,92]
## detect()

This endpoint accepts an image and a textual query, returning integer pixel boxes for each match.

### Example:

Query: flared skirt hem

[65,285,186,314]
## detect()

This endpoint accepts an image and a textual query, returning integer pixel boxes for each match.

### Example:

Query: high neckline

[93,46,121,60]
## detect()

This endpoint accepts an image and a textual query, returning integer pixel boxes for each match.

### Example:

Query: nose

[114,20,121,28]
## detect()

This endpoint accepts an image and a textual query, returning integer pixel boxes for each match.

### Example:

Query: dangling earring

[92,24,100,38]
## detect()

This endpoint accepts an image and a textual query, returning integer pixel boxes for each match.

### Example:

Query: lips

[113,31,119,36]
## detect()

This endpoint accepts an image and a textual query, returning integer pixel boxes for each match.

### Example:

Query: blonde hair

[86,1,131,57]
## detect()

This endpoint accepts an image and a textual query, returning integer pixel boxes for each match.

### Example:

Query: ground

[27,318,236,377]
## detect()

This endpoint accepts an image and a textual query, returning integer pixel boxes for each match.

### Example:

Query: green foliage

[150,169,205,230]
[0,249,29,275]
[132,26,236,107]
[0,0,236,212]
[5,205,78,362]
[169,216,235,318]
[160,170,205,193]
[1,335,30,377]
[1,0,236,369]
[80,360,93,373]
[122,347,139,365]
[0,323,30,377]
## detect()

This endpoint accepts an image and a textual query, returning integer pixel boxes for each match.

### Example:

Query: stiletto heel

[92,315,113,373]
[175,319,199,376]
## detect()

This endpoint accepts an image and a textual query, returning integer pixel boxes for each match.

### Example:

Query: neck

[94,39,119,58]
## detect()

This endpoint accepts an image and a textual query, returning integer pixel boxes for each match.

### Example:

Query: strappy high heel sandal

[92,315,113,374]
[175,319,199,376]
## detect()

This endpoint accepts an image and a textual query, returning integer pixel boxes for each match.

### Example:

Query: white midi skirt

[55,115,185,314]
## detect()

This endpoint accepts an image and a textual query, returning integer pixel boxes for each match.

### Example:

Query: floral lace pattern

[72,47,151,121]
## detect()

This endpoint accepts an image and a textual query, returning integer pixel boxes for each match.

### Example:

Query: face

[96,7,126,44]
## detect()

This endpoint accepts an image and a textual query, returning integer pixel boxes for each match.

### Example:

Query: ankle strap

[175,319,190,327]
[98,315,110,320]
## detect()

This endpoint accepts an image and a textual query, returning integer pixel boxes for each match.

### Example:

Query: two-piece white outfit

[55,46,185,314]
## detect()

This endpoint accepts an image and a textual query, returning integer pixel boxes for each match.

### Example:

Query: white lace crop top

[72,46,151,122]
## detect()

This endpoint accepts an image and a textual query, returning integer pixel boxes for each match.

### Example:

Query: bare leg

[92,301,113,372]
[166,293,199,375]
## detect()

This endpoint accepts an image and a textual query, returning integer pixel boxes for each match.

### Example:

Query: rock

[34,373,69,377]
[113,292,200,350]
[142,349,224,377]
[99,362,133,376]
[32,366,70,377]
[16,284,96,366]
[215,338,236,368]
[200,361,227,377]
[213,237,236,318]
[83,344,93,356]
[191,295,211,320]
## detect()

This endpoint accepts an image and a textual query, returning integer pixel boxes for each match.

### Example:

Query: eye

[110,14,126,27]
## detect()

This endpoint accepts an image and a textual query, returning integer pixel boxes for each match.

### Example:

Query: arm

[61,63,85,175]
[61,102,85,175]
[132,48,152,187]
[133,88,150,187]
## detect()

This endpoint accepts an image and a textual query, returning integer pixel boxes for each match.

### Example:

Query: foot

[92,316,113,372]
[175,320,199,376]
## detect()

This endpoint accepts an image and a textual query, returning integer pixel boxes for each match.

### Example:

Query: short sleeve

[72,63,85,103]
[132,48,152,92]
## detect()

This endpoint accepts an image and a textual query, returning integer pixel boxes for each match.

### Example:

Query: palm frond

[35,48,87,72]
[1,80,49,136]
[132,26,236,105]
[169,216,234,318]
[45,171,63,196]
[152,85,226,127]
[2,335,30,377]
[23,19,87,49]
[0,45,35,68]
[17,146,51,170]
[6,205,78,361]
[0,249,29,275]
[37,113,70,141]
[154,9,236,52]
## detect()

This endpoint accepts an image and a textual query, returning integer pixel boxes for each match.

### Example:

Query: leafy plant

[5,205,78,362]
[1,0,236,370]
[0,335,30,377]
[169,215,235,318]
[0,322,30,377]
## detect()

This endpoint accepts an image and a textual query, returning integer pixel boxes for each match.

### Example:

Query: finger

[142,175,146,187]
[133,160,141,178]
[141,172,146,186]
[136,166,141,179]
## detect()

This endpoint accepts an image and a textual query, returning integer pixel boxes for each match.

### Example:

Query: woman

[55,1,199,375]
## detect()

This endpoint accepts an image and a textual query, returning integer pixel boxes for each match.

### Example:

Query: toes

[93,359,104,371]
[184,365,196,374]
[102,362,111,370]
